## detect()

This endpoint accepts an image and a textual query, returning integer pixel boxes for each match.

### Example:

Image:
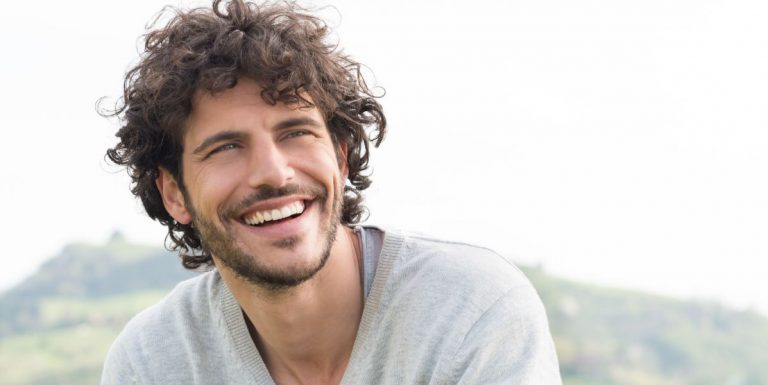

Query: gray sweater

[101,227,562,384]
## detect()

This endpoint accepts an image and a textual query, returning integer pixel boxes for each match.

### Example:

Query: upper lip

[237,195,312,221]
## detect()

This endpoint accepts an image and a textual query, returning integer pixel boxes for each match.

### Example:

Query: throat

[244,309,355,385]
[232,226,365,383]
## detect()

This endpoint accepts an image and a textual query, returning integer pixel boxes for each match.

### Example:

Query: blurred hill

[527,267,768,385]
[1,235,766,385]
[0,232,197,338]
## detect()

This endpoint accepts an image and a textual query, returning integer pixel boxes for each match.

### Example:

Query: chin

[219,224,338,290]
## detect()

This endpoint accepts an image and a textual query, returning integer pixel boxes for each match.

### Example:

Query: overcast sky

[2,0,766,315]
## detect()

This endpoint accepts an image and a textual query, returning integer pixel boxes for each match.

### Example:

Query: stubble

[189,183,342,292]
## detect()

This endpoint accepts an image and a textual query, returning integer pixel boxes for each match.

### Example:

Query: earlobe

[156,168,193,225]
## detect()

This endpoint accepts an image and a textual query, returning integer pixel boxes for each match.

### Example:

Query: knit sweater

[101,227,562,384]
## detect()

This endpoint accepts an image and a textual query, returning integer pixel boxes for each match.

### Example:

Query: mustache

[223,184,327,218]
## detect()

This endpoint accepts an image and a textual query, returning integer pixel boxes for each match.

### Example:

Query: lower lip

[238,200,314,240]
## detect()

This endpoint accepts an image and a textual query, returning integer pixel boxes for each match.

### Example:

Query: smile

[242,201,306,226]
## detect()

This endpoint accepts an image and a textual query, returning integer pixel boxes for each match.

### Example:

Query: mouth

[240,199,311,227]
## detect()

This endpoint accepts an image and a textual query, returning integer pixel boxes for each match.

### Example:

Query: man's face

[158,77,347,289]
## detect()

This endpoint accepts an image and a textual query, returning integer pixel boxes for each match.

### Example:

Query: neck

[219,226,364,385]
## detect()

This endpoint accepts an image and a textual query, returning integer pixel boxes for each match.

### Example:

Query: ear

[156,168,193,225]
[337,141,349,180]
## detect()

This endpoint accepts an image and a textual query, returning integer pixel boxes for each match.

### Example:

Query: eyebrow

[273,116,324,131]
[191,130,246,156]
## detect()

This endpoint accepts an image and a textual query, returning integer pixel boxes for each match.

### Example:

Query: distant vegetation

[0,232,197,385]
[1,234,766,385]
[528,268,768,385]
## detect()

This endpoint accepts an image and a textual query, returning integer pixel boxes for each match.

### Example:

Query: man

[101,1,562,384]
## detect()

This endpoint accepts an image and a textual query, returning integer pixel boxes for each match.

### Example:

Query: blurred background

[1,0,766,384]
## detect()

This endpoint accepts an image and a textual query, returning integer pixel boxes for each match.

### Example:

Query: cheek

[184,162,247,212]
[293,149,344,184]
[280,131,342,169]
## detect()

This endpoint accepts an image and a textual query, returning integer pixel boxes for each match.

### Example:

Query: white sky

[1,0,766,315]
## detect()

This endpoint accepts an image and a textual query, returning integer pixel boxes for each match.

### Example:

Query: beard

[187,183,342,291]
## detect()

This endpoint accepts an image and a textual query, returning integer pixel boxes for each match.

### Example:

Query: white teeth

[296,201,305,213]
[243,201,307,226]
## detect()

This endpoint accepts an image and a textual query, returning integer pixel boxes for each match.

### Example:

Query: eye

[207,142,239,157]
[285,130,309,139]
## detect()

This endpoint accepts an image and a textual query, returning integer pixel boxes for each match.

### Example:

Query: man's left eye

[208,143,239,157]
[219,143,239,151]
[286,130,308,139]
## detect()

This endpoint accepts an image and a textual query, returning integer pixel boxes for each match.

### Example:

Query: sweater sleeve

[449,284,563,385]
[100,335,142,385]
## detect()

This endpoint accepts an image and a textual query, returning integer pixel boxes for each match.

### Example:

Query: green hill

[1,236,766,385]
[0,233,197,385]
[0,232,196,338]
[527,267,768,385]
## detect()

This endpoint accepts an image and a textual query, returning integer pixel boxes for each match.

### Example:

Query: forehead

[189,77,270,123]
[183,78,325,146]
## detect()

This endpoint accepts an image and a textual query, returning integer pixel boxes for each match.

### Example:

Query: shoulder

[101,271,223,382]
[395,232,561,383]
[389,230,534,298]
[119,270,221,339]
[351,228,559,384]
[374,227,544,333]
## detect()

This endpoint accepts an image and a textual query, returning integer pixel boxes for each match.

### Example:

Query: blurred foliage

[0,231,196,337]
[1,236,767,385]
[524,266,768,385]
[0,297,159,385]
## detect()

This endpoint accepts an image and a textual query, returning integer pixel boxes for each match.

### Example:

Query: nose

[247,139,295,189]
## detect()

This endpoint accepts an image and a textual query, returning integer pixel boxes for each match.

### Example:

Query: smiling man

[164,78,350,292]
[101,1,562,384]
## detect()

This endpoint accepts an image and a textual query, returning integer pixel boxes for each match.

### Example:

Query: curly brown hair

[104,0,386,269]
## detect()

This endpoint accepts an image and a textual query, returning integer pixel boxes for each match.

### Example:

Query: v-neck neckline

[219,227,405,385]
